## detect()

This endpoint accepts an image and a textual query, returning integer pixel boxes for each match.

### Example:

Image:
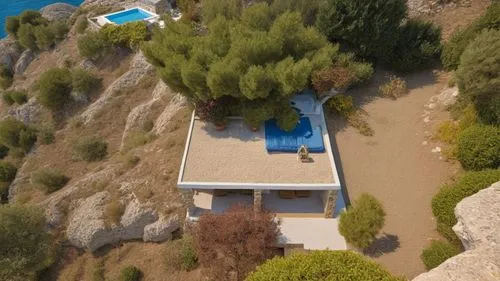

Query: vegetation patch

[72,136,108,162]
[104,199,125,226]
[378,76,408,100]
[0,117,37,153]
[421,240,460,270]
[0,64,13,90]
[31,168,69,194]
[457,125,500,170]
[163,235,198,272]
[119,265,142,281]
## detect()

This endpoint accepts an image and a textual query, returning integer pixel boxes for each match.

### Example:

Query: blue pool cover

[105,8,153,25]
[265,117,325,153]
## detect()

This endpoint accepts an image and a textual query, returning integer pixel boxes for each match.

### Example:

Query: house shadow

[363,233,400,257]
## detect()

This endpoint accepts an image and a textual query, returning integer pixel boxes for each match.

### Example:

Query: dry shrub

[193,204,280,281]
[312,67,355,93]
[164,235,198,273]
[378,76,408,99]
[104,199,125,226]
[122,132,155,152]
[347,111,374,136]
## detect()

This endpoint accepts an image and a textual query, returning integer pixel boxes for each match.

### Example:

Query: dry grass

[347,111,375,136]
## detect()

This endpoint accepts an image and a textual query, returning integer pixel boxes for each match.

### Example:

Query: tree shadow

[363,233,400,257]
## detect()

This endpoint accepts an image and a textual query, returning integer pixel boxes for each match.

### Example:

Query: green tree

[36,68,72,111]
[0,204,54,280]
[270,0,322,26]
[5,16,20,37]
[0,117,26,148]
[34,24,55,50]
[0,64,13,90]
[143,11,371,130]
[17,23,38,50]
[246,250,402,281]
[456,29,500,124]
[316,0,407,61]
[19,10,47,26]
[339,193,386,250]
[457,125,500,171]
[201,0,242,24]
[77,31,112,60]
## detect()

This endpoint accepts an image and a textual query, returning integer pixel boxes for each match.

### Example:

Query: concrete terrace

[179,115,338,187]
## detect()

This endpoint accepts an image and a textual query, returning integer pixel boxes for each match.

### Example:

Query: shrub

[316,0,407,61]
[421,240,460,270]
[123,153,140,169]
[432,169,500,242]
[0,205,54,280]
[92,259,105,281]
[38,126,55,145]
[5,16,20,37]
[164,235,199,272]
[0,182,8,203]
[10,91,28,104]
[19,10,46,26]
[101,21,148,49]
[441,3,500,70]
[0,64,13,90]
[0,144,9,159]
[17,23,38,50]
[0,117,26,147]
[339,193,385,249]
[2,91,15,105]
[19,128,37,153]
[246,250,402,281]
[72,136,108,162]
[385,19,442,72]
[49,21,69,41]
[37,68,72,111]
[326,94,354,117]
[347,111,374,136]
[77,31,112,60]
[31,168,69,193]
[457,125,500,170]
[105,199,124,226]
[378,76,408,100]
[201,0,242,24]
[120,266,142,281]
[72,68,101,95]
[34,25,55,50]
[456,29,500,124]
[75,17,89,34]
[0,161,17,182]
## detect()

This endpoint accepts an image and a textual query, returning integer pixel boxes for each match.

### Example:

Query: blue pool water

[0,0,84,38]
[105,8,153,25]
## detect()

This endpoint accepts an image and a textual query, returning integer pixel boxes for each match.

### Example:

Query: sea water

[0,0,84,38]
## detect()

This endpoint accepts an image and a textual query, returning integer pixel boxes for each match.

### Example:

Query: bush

[0,204,54,280]
[49,21,69,41]
[72,68,100,95]
[5,16,20,37]
[75,17,89,34]
[441,3,500,70]
[378,76,408,100]
[456,125,500,170]
[201,0,242,24]
[34,25,55,50]
[38,126,55,145]
[339,193,385,249]
[0,161,17,182]
[2,91,15,105]
[0,182,8,203]
[0,117,26,147]
[385,19,442,72]
[92,259,105,281]
[120,266,142,281]
[101,21,148,49]
[19,10,46,26]
[432,169,500,242]
[326,94,354,117]
[123,153,140,169]
[10,91,28,104]
[164,235,198,272]
[421,240,460,270]
[73,136,108,162]
[77,31,112,60]
[246,250,402,281]
[0,64,13,90]
[456,29,500,124]
[37,68,72,111]
[19,128,37,153]
[31,168,69,193]
[0,144,9,159]
[17,23,38,50]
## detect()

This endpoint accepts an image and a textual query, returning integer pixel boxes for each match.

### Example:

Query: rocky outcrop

[0,39,22,70]
[7,98,42,124]
[152,93,187,135]
[453,182,500,250]
[67,193,179,251]
[80,52,155,124]
[412,244,500,281]
[41,3,77,21]
[14,50,35,75]
[412,182,500,281]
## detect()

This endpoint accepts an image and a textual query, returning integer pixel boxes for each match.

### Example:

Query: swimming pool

[104,8,156,25]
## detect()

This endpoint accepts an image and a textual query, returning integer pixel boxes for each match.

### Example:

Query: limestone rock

[152,93,187,135]
[0,39,22,70]
[41,3,77,21]
[453,182,500,250]
[412,244,500,281]
[79,58,97,72]
[143,215,180,242]
[14,50,35,75]
[80,52,154,124]
[7,98,42,124]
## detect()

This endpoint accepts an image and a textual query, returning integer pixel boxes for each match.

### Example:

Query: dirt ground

[328,70,461,278]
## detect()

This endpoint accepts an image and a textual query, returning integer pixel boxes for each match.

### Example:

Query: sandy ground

[328,70,460,278]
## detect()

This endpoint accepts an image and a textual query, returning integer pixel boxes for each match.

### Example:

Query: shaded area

[364,233,401,258]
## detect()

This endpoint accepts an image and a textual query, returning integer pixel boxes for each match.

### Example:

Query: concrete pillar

[324,190,338,218]
[253,189,263,212]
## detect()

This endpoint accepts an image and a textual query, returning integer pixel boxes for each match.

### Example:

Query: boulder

[14,50,35,75]
[7,98,42,124]
[41,3,77,21]
[67,193,179,251]
[0,39,22,70]
[152,93,187,135]
[453,182,500,250]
